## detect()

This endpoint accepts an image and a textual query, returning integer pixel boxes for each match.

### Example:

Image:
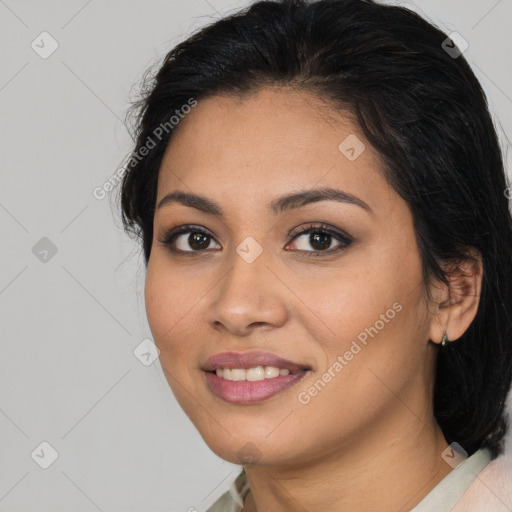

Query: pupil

[190,233,209,250]
[310,232,330,250]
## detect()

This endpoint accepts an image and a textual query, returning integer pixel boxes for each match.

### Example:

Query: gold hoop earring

[441,331,449,347]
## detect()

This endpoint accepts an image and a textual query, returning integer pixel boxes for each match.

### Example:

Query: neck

[242,413,452,512]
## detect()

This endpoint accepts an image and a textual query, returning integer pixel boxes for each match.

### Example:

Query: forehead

[156,86,395,215]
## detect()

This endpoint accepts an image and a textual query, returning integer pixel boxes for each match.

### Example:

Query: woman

[118,0,512,510]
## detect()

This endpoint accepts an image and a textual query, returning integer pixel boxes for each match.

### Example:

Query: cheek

[288,262,407,353]
[144,259,198,360]
[290,291,426,449]
[144,262,170,342]
[144,260,204,411]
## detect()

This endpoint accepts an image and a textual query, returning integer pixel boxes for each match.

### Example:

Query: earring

[441,331,449,347]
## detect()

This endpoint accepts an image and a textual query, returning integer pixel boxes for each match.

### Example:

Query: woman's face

[145,86,441,466]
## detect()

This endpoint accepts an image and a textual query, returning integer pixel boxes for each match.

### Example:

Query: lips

[201,351,312,373]
[201,351,312,404]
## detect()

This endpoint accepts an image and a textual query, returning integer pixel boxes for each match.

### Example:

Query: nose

[205,244,289,337]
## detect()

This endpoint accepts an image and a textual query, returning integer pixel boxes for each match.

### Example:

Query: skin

[145,86,483,512]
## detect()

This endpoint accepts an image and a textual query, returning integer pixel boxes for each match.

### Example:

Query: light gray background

[1,0,511,511]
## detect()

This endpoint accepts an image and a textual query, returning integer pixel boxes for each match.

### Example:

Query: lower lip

[204,371,309,404]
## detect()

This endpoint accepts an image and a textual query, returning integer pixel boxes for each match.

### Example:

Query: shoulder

[205,470,248,512]
[452,454,512,512]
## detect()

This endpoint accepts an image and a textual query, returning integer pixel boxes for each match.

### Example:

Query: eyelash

[157,222,353,259]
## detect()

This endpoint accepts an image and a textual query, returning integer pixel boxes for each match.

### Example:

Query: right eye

[158,225,221,255]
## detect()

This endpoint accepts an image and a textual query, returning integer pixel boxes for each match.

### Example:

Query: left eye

[287,224,352,255]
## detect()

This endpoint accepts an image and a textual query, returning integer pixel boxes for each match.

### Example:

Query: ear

[428,248,483,345]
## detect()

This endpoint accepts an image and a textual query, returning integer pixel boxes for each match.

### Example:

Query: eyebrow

[156,186,373,216]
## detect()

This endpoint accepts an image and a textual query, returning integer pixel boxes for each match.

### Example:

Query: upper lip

[202,351,312,373]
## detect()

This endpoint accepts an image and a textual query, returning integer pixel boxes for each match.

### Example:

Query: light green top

[206,448,493,512]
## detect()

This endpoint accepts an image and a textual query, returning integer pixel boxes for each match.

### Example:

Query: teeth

[231,369,246,381]
[214,366,292,381]
[265,366,280,378]
[246,366,265,381]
